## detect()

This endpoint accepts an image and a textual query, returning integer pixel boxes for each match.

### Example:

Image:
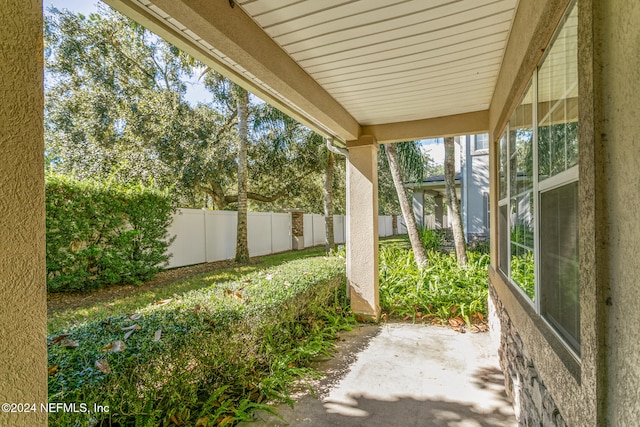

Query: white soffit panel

[236,0,517,125]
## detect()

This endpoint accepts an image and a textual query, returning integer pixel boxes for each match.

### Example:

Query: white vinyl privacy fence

[302,214,348,248]
[166,209,404,268]
[423,214,449,230]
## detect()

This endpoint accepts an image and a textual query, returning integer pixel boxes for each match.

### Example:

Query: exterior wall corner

[0,2,48,426]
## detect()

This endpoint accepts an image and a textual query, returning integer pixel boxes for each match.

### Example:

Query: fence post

[289,209,304,250]
[270,212,274,254]
[203,209,208,262]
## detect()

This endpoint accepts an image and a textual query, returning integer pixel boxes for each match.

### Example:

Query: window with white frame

[474,133,489,152]
[497,1,579,356]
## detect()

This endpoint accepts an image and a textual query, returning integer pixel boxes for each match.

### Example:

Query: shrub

[379,245,490,323]
[46,174,174,292]
[47,255,352,426]
[419,227,443,251]
[468,238,490,254]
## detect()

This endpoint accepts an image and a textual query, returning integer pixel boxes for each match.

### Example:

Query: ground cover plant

[419,227,444,251]
[47,253,354,426]
[48,248,328,334]
[379,236,490,329]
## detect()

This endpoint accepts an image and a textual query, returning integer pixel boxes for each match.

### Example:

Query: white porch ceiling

[106,0,518,141]
[236,0,517,126]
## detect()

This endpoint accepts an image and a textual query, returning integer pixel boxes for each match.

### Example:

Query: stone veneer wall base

[488,285,567,427]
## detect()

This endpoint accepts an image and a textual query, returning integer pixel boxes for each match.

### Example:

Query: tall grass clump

[379,245,490,323]
[47,254,354,426]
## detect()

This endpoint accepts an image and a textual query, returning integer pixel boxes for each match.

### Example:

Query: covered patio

[94,0,516,319]
[2,0,638,425]
[238,322,516,427]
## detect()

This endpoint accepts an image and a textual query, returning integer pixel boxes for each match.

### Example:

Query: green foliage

[509,223,535,300]
[385,141,425,183]
[510,251,535,300]
[377,150,402,215]
[248,129,346,215]
[468,238,490,254]
[511,223,534,248]
[378,142,443,216]
[379,245,490,322]
[538,122,578,179]
[419,228,443,251]
[48,247,329,333]
[47,255,352,426]
[378,142,424,216]
[44,6,342,214]
[44,6,199,195]
[46,173,174,292]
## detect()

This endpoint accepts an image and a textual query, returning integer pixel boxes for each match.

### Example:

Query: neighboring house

[407,134,490,241]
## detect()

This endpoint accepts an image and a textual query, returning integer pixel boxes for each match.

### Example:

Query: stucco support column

[412,190,425,228]
[0,2,47,426]
[346,136,379,320]
[434,195,444,229]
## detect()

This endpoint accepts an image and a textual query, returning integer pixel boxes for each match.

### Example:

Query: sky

[421,139,445,165]
[44,0,447,165]
[44,0,97,16]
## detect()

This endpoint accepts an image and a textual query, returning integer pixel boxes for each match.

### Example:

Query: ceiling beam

[104,0,360,141]
[361,110,489,144]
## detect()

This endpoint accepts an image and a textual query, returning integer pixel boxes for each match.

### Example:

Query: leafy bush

[47,255,352,426]
[46,174,174,292]
[379,245,490,323]
[468,238,490,254]
[419,227,443,251]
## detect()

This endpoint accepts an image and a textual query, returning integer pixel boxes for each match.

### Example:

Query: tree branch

[224,190,287,204]
[222,169,311,205]
[149,53,171,90]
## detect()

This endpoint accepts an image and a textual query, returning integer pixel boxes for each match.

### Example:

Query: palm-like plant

[382,142,429,268]
[234,87,250,262]
[444,136,467,266]
[203,72,325,262]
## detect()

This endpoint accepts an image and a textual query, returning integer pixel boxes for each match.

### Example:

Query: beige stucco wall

[488,0,609,425]
[0,1,48,426]
[592,0,640,424]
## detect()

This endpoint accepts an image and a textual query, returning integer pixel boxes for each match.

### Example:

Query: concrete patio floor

[240,322,517,427]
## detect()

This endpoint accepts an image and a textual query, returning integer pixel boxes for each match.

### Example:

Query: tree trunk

[385,143,429,268]
[324,150,335,252]
[444,136,467,266]
[235,88,250,263]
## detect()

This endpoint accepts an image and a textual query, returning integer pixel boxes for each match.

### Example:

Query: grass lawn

[379,234,411,249]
